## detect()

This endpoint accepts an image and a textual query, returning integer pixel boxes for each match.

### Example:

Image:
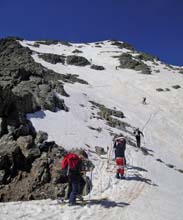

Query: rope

[142,109,160,132]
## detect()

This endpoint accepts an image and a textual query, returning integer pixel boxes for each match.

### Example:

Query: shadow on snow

[126,174,158,186]
[27,110,46,119]
[86,198,130,208]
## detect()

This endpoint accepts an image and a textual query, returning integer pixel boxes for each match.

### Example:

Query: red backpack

[61,153,81,175]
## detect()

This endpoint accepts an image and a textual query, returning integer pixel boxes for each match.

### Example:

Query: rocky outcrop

[0,37,88,140]
[172,85,181,89]
[135,52,159,62]
[0,37,76,139]
[0,131,94,202]
[89,101,135,140]
[95,146,106,155]
[72,49,82,54]
[110,40,135,51]
[0,37,94,202]
[66,55,90,66]
[35,40,72,47]
[90,64,105,70]
[0,131,66,201]
[38,53,65,64]
[116,53,151,74]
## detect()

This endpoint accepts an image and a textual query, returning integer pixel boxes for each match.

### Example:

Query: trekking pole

[106,146,109,169]
[88,170,93,205]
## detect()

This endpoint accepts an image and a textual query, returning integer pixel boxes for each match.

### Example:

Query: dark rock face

[95,146,106,155]
[36,40,72,47]
[156,88,164,92]
[0,137,28,184]
[63,74,88,85]
[90,64,105,70]
[135,52,159,62]
[72,49,82,54]
[172,85,181,89]
[0,37,88,139]
[66,55,90,66]
[0,132,94,202]
[110,40,135,51]
[38,53,65,64]
[0,37,93,202]
[179,69,183,74]
[0,133,68,202]
[117,53,151,74]
[90,101,125,119]
[0,37,71,139]
[89,101,136,144]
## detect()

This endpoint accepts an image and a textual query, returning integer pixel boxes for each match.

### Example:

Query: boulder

[35,131,48,145]
[156,88,164,92]
[117,53,151,74]
[38,53,65,65]
[31,153,51,184]
[17,135,34,150]
[95,146,106,155]
[16,135,40,162]
[110,40,135,50]
[135,52,159,62]
[72,49,82,54]
[172,85,181,89]
[66,55,90,66]
[90,64,105,70]
[0,140,27,183]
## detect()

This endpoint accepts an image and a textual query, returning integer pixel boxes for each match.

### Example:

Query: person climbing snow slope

[134,128,144,148]
[113,137,126,179]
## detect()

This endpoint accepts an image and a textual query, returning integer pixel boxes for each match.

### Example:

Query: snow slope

[0,40,183,220]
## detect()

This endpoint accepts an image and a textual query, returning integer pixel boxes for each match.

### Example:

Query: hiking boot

[68,203,75,206]
[77,194,84,201]
[115,173,120,179]
[120,175,125,180]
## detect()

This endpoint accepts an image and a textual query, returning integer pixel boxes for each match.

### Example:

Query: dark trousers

[136,137,141,148]
[67,175,85,200]
[69,180,79,204]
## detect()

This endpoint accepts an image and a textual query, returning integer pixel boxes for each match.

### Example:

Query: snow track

[90,146,148,206]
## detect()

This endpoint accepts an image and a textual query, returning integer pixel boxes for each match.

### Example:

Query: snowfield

[1,40,183,220]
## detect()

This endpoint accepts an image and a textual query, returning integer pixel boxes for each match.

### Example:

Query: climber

[113,137,126,179]
[61,150,94,205]
[134,128,144,148]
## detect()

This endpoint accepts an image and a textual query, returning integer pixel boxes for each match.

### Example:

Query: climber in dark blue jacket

[113,137,126,179]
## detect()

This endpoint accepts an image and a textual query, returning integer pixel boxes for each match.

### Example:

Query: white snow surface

[1,40,183,220]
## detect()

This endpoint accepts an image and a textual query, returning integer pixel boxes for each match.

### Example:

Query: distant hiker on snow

[61,150,94,206]
[142,97,147,105]
[134,128,144,148]
[113,137,126,179]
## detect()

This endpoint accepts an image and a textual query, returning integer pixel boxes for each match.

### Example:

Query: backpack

[134,129,139,136]
[61,153,81,175]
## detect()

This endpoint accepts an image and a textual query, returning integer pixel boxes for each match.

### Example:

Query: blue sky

[0,0,182,65]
